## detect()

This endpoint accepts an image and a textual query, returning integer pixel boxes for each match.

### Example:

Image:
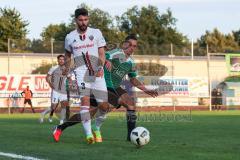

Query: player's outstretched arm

[130,78,158,98]
[63,51,71,75]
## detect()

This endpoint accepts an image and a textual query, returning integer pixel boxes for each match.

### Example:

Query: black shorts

[90,87,127,108]
[24,99,32,105]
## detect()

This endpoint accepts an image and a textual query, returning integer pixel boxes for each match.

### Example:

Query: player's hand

[96,67,104,78]
[105,60,112,71]
[144,89,158,98]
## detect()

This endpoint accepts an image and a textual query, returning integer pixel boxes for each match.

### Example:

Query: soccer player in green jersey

[101,34,158,141]
[53,34,158,142]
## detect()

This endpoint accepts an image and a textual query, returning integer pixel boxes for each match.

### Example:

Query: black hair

[125,34,138,41]
[57,55,64,59]
[75,8,88,18]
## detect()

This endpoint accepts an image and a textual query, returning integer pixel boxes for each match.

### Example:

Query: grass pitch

[0,111,240,160]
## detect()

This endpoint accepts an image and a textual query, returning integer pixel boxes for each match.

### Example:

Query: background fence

[0,39,239,112]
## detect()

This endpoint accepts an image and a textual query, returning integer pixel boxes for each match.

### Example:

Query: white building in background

[1,53,239,108]
[0,53,228,88]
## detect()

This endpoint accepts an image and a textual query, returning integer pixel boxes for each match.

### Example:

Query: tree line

[1,4,240,55]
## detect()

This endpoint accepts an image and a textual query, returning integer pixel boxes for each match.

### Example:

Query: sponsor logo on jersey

[115,69,125,77]
[73,43,94,50]
[89,35,94,41]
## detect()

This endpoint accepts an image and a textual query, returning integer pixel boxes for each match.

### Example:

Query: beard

[78,24,88,32]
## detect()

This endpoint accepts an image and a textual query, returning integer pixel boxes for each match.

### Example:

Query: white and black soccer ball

[130,127,150,147]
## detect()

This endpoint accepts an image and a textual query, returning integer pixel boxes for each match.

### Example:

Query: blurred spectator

[211,88,217,110]
[21,86,35,113]
[216,88,223,110]
[10,90,21,113]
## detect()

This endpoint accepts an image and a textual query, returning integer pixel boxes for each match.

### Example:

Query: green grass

[0,111,240,160]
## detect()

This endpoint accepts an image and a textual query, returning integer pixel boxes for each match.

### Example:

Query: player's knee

[61,101,69,107]
[98,102,110,112]
[80,110,91,121]
[127,105,136,110]
[81,96,90,106]
[120,94,135,107]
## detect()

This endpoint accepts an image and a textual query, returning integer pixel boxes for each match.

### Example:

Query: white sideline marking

[0,151,45,160]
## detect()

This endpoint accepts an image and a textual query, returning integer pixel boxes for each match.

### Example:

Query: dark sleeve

[30,90,33,97]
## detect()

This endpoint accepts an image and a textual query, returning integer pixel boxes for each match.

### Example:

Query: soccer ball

[130,127,150,147]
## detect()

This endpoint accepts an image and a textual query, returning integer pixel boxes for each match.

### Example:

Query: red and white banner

[0,75,50,97]
[0,75,51,108]
[0,75,83,108]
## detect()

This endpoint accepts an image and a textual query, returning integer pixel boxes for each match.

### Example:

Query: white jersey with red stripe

[65,27,106,73]
[64,27,108,102]
[48,65,68,103]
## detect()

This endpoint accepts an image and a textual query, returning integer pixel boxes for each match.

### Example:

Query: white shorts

[74,68,108,103]
[51,90,68,104]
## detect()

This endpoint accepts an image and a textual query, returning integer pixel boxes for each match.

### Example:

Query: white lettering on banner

[136,97,199,106]
[0,75,81,108]
[137,76,209,97]
[35,76,50,91]
[0,75,50,95]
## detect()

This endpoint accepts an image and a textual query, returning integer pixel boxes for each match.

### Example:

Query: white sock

[95,109,107,131]
[60,108,66,122]
[80,106,92,136]
[41,107,51,119]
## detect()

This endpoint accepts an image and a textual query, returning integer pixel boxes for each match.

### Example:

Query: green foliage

[28,39,50,53]
[41,23,73,41]
[31,63,54,74]
[224,75,240,82]
[197,28,239,54]
[72,3,127,43]
[232,29,240,46]
[116,6,189,55]
[38,23,73,53]
[0,7,29,52]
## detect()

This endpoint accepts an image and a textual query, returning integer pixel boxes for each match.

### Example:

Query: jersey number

[81,82,86,89]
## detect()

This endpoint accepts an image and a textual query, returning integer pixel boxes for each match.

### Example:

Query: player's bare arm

[46,74,54,89]
[63,51,71,75]
[130,77,158,97]
[96,47,105,77]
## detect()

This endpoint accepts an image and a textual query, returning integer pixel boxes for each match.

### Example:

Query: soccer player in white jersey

[43,55,70,124]
[54,8,109,144]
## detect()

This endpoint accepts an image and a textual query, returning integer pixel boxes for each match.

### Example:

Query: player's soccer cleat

[93,130,103,143]
[59,120,64,125]
[86,134,95,144]
[39,118,44,123]
[48,118,53,123]
[53,126,62,142]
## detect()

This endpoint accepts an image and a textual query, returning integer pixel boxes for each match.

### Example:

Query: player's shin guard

[60,108,66,124]
[94,109,107,131]
[126,109,137,141]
